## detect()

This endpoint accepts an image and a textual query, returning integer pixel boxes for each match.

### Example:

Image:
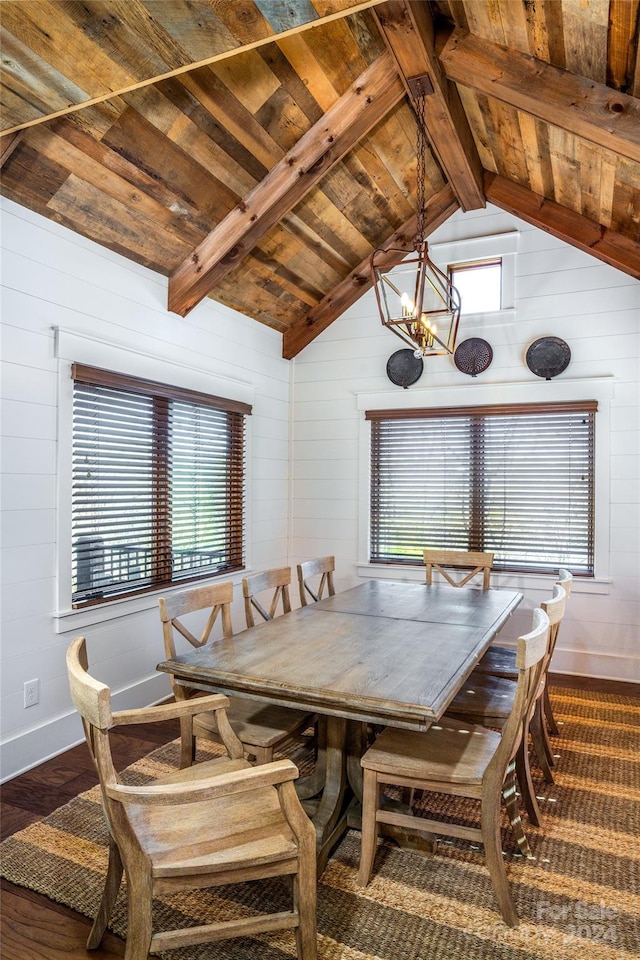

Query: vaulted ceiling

[1,0,639,358]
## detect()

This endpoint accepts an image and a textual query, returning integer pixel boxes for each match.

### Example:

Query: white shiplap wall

[1,197,638,781]
[0,197,292,780]
[290,205,640,683]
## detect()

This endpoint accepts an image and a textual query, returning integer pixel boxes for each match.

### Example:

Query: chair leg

[543,686,560,735]
[87,837,123,948]
[539,701,555,766]
[530,701,555,783]
[294,849,318,960]
[515,736,542,827]
[123,864,154,960]
[179,715,195,768]
[481,792,519,927]
[502,762,531,858]
[357,768,381,887]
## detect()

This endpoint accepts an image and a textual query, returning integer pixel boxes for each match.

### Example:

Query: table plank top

[158,582,522,730]
[315,579,519,626]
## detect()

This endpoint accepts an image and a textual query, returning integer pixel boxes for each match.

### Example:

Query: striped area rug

[1,686,639,959]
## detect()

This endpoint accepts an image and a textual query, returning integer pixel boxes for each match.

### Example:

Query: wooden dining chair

[242,566,292,627]
[66,636,317,960]
[474,570,572,678]
[297,556,336,606]
[544,569,573,735]
[446,583,567,827]
[357,607,549,927]
[472,569,573,739]
[159,581,315,767]
[424,548,494,590]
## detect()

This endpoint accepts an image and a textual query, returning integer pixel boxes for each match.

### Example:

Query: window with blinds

[71,364,250,606]
[367,401,596,575]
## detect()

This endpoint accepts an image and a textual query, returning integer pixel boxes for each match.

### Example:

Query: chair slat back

[557,569,573,601]
[158,582,234,700]
[540,582,567,666]
[66,637,122,825]
[297,556,335,606]
[67,636,112,733]
[490,607,550,773]
[424,549,494,590]
[159,581,234,654]
[242,567,291,628]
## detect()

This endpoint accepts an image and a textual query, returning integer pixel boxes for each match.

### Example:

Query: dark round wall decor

[526,336,571,380]
[454,337,493,377]
[386,349,424,388]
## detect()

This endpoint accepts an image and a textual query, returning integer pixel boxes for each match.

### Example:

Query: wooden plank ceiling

[1,0,638,358]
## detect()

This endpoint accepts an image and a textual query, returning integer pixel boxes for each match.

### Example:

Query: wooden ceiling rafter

[372,0,484,211]
[440,30,640,165]
[485,172,640,280]
[0,0,388,138]
[283,182,459,358]
[168,52,406,317]
[0,1,637,357]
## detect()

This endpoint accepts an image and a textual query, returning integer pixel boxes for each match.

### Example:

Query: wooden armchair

[66,636,317,960]
[424,548,494,590]
[242,566,292,627]
[297,556,336,606]
[357,608,550,927]
[159,581,315,766]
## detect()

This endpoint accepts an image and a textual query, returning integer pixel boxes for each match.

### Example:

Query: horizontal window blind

[71,365,249,606]
[368,401,596,575]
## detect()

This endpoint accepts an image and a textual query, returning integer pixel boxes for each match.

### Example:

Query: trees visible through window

[368,401,596,575]
[71,364,250,606]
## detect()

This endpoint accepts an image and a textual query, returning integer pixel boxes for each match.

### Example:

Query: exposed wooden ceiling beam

[440,29,640,165]
[0,131,22,167]
[485,172,640,280]
[372,0,484,211]
[283,183,459,359]
[0,0,387,138]
[168,53,405,317]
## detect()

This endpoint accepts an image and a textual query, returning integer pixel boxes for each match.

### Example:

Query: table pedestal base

[298,715,436,874]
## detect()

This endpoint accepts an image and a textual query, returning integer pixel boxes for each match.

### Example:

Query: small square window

[449,259,502,314]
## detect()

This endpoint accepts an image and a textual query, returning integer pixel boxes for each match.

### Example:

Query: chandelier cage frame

[370,74,462,358]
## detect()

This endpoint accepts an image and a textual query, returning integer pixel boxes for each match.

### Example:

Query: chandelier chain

[414,87,427,245]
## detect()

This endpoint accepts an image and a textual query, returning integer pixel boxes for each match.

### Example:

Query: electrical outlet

[24,679,39,708]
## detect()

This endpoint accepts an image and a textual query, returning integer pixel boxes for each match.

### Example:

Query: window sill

[53,570,253,634]
[355,562,611,595]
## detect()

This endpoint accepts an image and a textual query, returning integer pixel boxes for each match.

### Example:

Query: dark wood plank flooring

[1,675,637,959]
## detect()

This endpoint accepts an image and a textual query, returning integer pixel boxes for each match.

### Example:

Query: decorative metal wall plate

[526,336,571,379]
[454,337,493,377]
[386,349,424,388]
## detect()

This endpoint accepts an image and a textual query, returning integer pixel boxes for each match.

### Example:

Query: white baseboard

[0,673,172,783]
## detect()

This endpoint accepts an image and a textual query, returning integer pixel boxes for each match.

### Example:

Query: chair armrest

[111,693,231,727]
[106,758,299,805]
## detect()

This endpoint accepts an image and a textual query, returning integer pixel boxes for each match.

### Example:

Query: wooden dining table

[157,578,522,872]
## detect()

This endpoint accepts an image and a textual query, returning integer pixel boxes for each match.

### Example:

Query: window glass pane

[450,261,501,313]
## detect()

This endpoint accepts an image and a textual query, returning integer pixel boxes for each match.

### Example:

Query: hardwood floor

[1,718,179,960]
[1,675,637,959]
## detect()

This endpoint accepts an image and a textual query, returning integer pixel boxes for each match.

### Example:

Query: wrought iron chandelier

[371,75,461,358]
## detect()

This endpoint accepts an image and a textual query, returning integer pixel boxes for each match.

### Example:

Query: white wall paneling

[0,198,291,781]
[290,204,640,686]
[2,197,639,780]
